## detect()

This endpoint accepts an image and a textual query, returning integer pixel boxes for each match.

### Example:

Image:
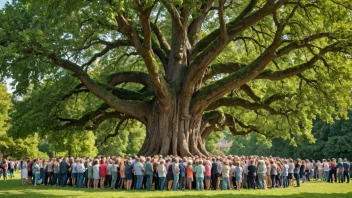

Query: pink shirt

[205,165,211,176]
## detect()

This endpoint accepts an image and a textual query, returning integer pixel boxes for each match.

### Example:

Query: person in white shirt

[316,160,324,181]
[288,159,295,186]
[76,159,86,188]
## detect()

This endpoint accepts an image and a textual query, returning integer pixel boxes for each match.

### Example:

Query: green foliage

[46,130,97,157]
[205,131,222,155]
[95,119,145,156]
[227,111,352,159]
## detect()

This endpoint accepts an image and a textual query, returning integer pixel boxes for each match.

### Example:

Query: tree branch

[183,0,288,98]
[256,42,342,80]
[187,0,215,46]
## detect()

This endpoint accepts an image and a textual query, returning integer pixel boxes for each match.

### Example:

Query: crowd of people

[0,155,350,191]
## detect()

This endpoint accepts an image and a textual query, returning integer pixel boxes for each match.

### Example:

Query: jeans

[196,177,204,190]
[338,172,344,183]
[344,171,350,183]
[136,175,144,190]
[146,174,153,191]
[258,173,265,189]
[281,176,288,188]
[294,173,300,186]
[324,171,329,181]
[271,175,276,188]
[211,173,220,190]
[173,173,179,190]
[248,174,256,189]
[222,177,230,190]
[77,173,84,188]
[105,175,111,187]
[52,173,59,185]
[60,173,68,187]
[34,172,41,186]
[44,172,49,185]
[159,177,166,191]
[179,176,185,190]
[111,171,117,189]
[301,172,306,183]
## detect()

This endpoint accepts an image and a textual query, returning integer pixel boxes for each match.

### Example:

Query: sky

[1,0,13,93]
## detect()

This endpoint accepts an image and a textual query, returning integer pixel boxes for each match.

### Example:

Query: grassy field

[0,173,352,198]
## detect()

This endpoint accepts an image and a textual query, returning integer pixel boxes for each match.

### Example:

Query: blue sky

[0,0,9,8]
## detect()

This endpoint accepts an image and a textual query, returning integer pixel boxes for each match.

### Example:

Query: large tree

[1,0,352,156]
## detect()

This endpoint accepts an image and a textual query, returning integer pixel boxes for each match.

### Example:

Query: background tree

[1,0,352,156]
[228,111,352,159]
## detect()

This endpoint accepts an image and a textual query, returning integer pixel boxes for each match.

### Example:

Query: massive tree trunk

[138,94,210,157]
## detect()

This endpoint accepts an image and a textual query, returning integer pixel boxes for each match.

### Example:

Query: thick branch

[203,62,246,81]
[150,22,171,53]
[44,53,150,121]
[256,43,341,80]
[108,71,153,89]
[205,97,288,115]
[188,0,214,46]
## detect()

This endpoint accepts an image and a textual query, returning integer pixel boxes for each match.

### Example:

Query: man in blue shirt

[179,159,186,190]
[59,158,69,187]
[343,158,350,183]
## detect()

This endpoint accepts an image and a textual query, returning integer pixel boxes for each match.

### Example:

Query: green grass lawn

[0,173,352,198]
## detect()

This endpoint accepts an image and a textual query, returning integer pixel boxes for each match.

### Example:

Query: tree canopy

[1,0,352,156]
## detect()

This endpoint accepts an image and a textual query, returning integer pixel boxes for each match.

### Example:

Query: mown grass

[0,173,351,198]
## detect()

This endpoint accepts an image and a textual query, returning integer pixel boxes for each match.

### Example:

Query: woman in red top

[99,159,107,188]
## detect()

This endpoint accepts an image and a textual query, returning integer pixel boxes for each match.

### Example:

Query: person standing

[235,161,243,191]
[52,158,60,186]
[221,160,230,190]
[270,160,277,188]
[204,160,211,190]
[257,160,266,190]
[111,159,118,189]
[294,160,301,187]
[323,159,329,182]
[316,160,323,181]
[133,158,145,190]
[247,160,257,189]
[76,159,86,188]
[186,161,194,190]
[59,158,69,187]
[281,160,289,188]
[99,159,107,188]
[195,160,205,190]
[211,158,219,190]
[21,159,28,185]
[172,157,180,191]
[157,160,167,191]
[336,158,344,183]
[288,159,294,186]
[93,159,100,189]
[144,157,154,191]
[343,158,350,183]
[179,159,186,190]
